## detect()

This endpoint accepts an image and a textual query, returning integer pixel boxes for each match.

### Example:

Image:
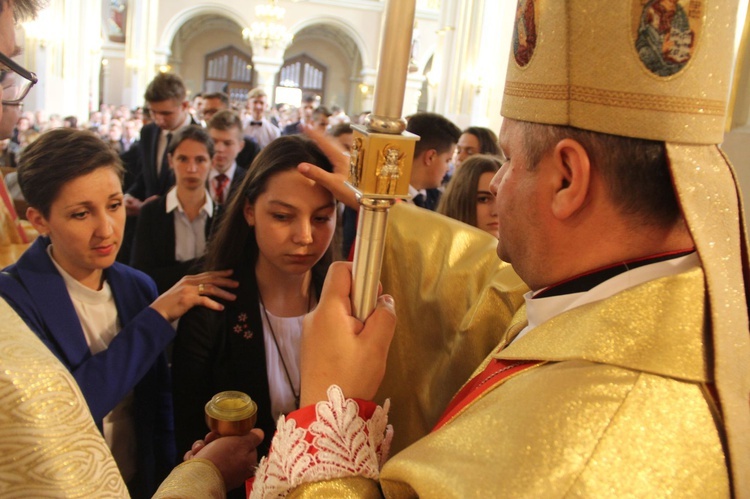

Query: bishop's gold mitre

[501,1,749,496]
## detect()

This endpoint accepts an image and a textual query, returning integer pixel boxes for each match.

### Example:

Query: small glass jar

[205,390,258,436]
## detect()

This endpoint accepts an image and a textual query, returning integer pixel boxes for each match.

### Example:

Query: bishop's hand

[299,262,396,407]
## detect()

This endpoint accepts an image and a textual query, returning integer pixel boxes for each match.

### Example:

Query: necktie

[214,173,229,205]
[413,193,426,208]
[160,132,172,174]
[249,121,263,126]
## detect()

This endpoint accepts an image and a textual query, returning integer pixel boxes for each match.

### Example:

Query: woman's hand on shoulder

[150,269,239,322]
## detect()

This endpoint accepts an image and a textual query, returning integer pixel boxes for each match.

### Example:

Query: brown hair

[437,154,501,227]
[1,0,44,22]
[462,126,501,156]
[517,120,679,227]
[204,135,338,273]
[207,110,243,136]
[168,125,214,158]
[407,112,461,158]
[202,92,230,108]
[144,73,187,103]
[18,129,124,218]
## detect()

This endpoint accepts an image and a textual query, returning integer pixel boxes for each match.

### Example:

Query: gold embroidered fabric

[375,204,527,453]
[0,299,129,498]
[152,459,225,499]
[377,269,728,498]
[501,0,737,144]
[501,1,750,494]
[289,476,383,499]
[499,267,709,382]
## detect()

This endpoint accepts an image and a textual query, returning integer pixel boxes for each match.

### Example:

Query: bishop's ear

[550,138,591,220]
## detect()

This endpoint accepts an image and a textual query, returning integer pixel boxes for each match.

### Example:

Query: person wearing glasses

[0,31,36,264]
[0,47,37,138]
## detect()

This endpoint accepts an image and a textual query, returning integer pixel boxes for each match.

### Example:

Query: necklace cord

[258,291,313,410]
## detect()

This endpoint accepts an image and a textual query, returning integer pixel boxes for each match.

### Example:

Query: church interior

[14,0,749,188]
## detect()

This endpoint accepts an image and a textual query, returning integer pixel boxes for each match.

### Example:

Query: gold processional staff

[349,0,419,320]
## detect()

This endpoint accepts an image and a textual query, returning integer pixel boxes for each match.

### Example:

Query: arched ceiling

[291,23,361,63]
[173,15,244,48]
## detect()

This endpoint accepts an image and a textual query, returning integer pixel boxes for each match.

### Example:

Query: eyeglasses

[0,51,38,106]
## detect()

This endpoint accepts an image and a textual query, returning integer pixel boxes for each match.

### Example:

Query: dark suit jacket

[236,136,260,170]
[125,118,199,201]
[131,194,218,294]
[120,139,141,191]
[0,237,176,497]
[281,120,302,136]
[226,165,246,204]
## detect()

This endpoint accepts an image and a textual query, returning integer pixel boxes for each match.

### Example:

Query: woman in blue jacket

[0,128,237,498]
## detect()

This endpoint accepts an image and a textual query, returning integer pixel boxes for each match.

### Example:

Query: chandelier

[242,0,294,51]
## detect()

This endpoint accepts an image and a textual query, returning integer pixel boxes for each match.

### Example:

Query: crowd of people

[0,0,747,497]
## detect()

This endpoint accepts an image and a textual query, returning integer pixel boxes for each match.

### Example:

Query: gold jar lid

[205,391,258,436]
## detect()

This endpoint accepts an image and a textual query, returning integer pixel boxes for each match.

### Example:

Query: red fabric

[245,398,379,495]
[0,179,28,243]
[214,173,229,205]
[433,358,540,432]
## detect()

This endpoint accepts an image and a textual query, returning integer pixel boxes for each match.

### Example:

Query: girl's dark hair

[204,135,337,273]
[463,126,501,157]
[168,125,214,157]
[437,154,501,227]
[18,128,124,218]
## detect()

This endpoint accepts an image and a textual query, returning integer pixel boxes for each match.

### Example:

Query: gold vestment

[279,205,731,497]
[0,296,229,498]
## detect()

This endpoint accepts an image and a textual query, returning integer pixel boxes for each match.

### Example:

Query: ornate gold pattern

[0,300,128,497]
[376,269,729,497]
[501,2,748,493]
[152,459,225,498]
[504,81,725,115]
[375,146,405,195]
[570,85,725,114]
[503,81,569,100]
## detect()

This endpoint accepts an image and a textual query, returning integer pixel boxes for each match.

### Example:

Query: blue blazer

[0,237,176,497]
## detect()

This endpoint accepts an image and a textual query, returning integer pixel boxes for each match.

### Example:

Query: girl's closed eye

[272,212,292,221]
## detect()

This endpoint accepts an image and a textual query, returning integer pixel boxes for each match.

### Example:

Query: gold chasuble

[376,203,528,453]
[378,266,728,497]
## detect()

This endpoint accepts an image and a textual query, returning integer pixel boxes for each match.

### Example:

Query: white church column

[20,0,64,118]
[123,0,159,108]
[358,67,377,114]
[251,55,283,105]
[432,0,514,130]
[404,72,425,116]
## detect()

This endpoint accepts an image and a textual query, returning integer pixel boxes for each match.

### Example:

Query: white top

[243,117,281,149]
[515,252,701,344]
[47,244,137,482]
[408,184,427,205]
[260,304,305,420]
[165,187,213,262]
